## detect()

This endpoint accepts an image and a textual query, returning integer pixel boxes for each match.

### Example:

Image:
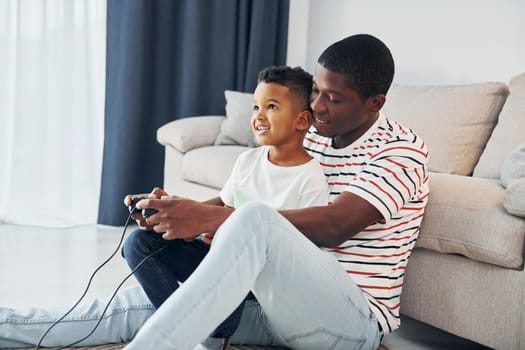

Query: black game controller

[129,196,159,218]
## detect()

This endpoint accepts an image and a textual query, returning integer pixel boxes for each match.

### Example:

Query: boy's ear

[367,94,386,112]
[296,110,313,131]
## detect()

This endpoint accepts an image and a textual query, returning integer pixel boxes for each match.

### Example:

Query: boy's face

[252,82,310,147]
[311,64,382,148]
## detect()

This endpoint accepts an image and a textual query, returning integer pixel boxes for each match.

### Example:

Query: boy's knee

[121,229,151,263]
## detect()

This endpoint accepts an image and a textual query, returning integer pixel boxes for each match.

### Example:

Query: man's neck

[332,112,380,149]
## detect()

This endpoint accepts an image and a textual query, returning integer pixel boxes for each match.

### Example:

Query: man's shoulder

[378,115,424,143]
[304,128,330,148]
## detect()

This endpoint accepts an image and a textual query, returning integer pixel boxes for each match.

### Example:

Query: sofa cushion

[416,172,525,269]
[382,82,509,175]
[182,145,249,190]
[500,143,525,188]
[215,90,258,147]
[474,73,525,179]
[504,178,525,217]
[157,116,225,153]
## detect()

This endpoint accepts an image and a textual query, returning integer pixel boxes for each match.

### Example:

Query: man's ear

[296,110,312,131]
[368,94,386,113]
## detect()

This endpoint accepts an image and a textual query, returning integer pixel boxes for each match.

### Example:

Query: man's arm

[201,196,225,206]
[137,196,234,240]
[125,189,228,234]
[281,191,383,247]
[139,191,381,246]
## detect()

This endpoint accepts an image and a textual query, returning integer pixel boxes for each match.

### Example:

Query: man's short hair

[258,66,313,111]
[317,34,395,100]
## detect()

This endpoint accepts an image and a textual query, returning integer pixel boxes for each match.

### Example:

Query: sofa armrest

[157,116,226,153]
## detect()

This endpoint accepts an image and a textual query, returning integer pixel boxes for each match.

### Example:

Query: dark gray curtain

[98,0,289,225]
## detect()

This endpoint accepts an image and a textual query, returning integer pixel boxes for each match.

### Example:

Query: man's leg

[0,285,153,348]
[125,202,382,350]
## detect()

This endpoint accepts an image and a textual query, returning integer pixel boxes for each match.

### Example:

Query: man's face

[311,64,378,148]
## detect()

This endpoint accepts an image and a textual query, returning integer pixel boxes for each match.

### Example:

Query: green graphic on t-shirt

[232,190,252,208]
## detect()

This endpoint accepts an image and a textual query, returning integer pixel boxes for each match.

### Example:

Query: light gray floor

[0,224,492,349]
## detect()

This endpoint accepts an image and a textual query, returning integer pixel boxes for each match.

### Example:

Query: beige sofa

[156,74,525,350]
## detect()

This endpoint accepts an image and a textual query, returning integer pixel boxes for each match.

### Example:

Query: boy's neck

[267,143,312,167]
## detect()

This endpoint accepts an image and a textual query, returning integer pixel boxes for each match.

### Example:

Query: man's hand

[136,196,233,240]
[123,187,168,230]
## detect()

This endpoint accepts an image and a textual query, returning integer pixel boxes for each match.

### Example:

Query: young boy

[195,65,330,349]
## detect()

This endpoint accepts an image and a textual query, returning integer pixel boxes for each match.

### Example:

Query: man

[0,34,428,350]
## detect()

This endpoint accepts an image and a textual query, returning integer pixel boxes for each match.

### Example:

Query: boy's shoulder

[238,145,267,160]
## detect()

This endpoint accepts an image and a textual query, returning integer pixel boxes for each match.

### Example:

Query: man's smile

[313,116,328,125]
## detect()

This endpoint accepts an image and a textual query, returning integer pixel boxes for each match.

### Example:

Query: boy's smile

[254,124,270,134]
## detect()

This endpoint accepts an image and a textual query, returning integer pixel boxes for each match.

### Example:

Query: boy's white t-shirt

[220,146,329,210]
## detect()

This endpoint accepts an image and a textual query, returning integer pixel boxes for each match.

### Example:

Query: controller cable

[34,209,165,350]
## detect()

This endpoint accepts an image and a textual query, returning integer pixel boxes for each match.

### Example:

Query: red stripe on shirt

[304,136,330,147]
[334,248,412,258]
[356,177,399,212]
[363,213,424,232]
[358,283,403,290]
[371,146,427,159]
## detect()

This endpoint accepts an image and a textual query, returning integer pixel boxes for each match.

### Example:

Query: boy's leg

[0,285,153,348]
[125,202,382,350]
[122,229,210,308]
[122,228,246,341]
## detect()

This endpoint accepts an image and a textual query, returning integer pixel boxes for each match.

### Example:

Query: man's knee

[217,201,280,241]
[234,201,276,221]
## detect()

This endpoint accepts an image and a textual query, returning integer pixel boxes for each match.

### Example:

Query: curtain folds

[0,0,107,227]
[98,0,289,225]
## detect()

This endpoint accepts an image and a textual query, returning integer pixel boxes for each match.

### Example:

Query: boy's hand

[200,232,215,245]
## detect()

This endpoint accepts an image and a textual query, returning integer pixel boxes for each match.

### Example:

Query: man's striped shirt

[303,113,429,334]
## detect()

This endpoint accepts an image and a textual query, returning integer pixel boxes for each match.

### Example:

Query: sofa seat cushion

[416,172,525,269]
[182,145,249,190]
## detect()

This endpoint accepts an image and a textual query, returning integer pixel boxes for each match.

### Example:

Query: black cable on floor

[34,212,165,350]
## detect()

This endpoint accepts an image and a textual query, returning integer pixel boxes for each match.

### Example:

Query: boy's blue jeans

[121,227,247,339]
[0,202,382,349]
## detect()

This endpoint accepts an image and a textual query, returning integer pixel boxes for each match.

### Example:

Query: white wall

[287,0,525,85]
